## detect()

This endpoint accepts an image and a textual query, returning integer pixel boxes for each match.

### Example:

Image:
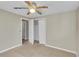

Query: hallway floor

[0,41,76,57]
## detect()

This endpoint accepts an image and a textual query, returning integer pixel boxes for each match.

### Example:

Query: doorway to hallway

[34,20,39,44]
[22,20,29,44]
[22,18,46,45]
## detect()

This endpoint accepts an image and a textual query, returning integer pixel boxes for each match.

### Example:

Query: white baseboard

[0,44,22,53]
[45,44,77,55]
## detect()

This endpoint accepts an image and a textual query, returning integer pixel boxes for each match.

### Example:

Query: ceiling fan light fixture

[30,8,35,13]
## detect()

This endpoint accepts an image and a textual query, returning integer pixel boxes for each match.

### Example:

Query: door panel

[38,18,46,44]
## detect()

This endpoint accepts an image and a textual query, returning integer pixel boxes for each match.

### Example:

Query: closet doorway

[34,18,46,45]
[22,20,29,44]
[22,18,46,45]
[34,20,39,44]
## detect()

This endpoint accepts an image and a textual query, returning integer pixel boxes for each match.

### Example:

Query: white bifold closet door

[38,18,46,44]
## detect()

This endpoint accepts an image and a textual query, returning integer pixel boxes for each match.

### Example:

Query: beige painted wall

[46,10,76,52]
[0,9,23,52]
[76,7,79,56]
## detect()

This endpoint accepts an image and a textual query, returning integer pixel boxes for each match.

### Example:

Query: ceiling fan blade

[36,9,42,15]
[14,7,28,9]
[27,12,30,15]
[25,1,36,9]
[24,1,33,6]
[32,1,37,6]
[37,6,48,9]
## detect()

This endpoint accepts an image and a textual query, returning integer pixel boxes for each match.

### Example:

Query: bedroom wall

[0,7,77,55]
[76,7,79,56]
[0,9,23,52]
[46,10,76,53]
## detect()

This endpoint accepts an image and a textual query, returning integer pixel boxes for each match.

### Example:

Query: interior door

[38,18,46,44]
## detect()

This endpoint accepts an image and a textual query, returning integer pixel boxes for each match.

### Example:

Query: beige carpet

[0,41,76,57]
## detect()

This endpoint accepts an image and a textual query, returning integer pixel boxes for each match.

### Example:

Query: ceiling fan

[14,1,48,15]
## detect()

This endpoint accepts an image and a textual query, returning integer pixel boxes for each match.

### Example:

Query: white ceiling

[0,1,79,18]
